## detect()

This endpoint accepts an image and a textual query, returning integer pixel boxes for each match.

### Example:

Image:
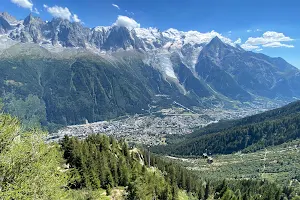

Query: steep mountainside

[0,44,198,125]
[0,12,300,127]
[200,37,300,99]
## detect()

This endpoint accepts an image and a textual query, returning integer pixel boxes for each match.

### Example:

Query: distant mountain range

[0,12,300,126]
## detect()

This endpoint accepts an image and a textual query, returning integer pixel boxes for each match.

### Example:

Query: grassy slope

[69,186,196,200]
[178,190,198,200]
[166,139,300,193]
[68,187,125,200]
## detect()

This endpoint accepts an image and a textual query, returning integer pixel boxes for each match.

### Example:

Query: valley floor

[50,104,272,145]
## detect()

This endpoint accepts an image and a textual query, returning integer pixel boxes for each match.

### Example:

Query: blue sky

[2,0,300,68]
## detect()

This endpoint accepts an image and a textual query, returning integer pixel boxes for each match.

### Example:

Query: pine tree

[205,181,210,200]
[180,171,186,189]
[0,116,68,199]
[197,186,204,200]
[235,189,242,200]
[221,188,238,200]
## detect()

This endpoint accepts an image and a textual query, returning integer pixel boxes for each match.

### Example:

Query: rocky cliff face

[0,16,12,34]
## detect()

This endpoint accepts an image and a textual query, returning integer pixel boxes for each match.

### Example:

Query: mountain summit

[0,15,12,34]
[0,12,17,24]
[207,36,224,46]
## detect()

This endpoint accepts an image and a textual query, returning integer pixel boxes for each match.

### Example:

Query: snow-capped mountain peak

[0,12,239,54]
[162,28,183,40]
[0,12,299,113]
[93,26,110,32]
[134,27,160,39]
[0,12,18,25]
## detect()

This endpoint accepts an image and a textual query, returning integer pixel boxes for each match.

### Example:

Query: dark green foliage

[208,178,292,200]
[60,134,296,199]
[154,100,300,155]
[2,93,47,130]
[141,150,215,199]
[61,135,119,189]
[221,188,237,200]
[225,180,284,200]
[61,134,195,199]
[204,181,210,200]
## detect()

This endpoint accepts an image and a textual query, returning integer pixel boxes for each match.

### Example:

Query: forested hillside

[153,100,300,156]
[60,134,297,200]
[0,112,297,199]
[0,45,197,130]
[60,135,204,199]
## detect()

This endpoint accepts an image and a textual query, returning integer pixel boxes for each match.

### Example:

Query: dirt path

[110,188,125,200]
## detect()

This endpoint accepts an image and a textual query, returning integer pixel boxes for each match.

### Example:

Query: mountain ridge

[0,12,300,127]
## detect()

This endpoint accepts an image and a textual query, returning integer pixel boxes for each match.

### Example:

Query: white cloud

[255,48,263,52]
[33,7,39,14]
[247,29,262,33]
[234,38,242,44]
[241,43,260,51]
[125,10,135,15]
[246,31,293,46]
[262,42,294,48]
[241,31,294,51]
[72,14,81,23]
[11,0,33,10]
[44,5,72,21]
[44,4,81,23]
[114,15,140,29]
[112,4,120,10]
